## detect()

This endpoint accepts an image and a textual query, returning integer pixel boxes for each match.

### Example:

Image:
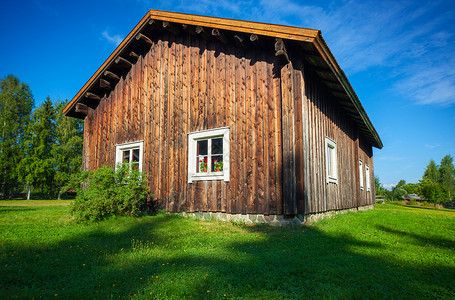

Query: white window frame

[115,140,144,171]
[365,164,371,192]
[359,159,364,190]
[325,137,338,184]
[188,127,230,183]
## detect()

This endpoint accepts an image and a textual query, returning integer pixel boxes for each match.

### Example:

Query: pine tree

[439,155,455,200]
[0,75,34,199]
[52,100,83,199]
[423,160,440,182]
[27,97,56,198]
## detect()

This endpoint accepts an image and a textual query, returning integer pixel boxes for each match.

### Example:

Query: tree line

[376,155,455,203]
[0,74,83,199]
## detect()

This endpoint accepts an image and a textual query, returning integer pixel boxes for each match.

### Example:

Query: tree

[0,75,34,199]
[401,183,420,195]
[438,155,455,200]
[375,176,385,195]
[387,179,407,201]
[52,100,83,199]
[26,97,56,198]
[419,179,450,205]
[423,160,440,183]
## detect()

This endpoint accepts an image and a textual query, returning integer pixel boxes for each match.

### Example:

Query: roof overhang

[64,9,382,149]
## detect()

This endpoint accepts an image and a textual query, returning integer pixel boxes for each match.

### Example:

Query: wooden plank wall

[81,31,376,215]
[294,61,375,213]
[82,32,283,215]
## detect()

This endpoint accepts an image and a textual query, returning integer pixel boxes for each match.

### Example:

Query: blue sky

[1,0,454,188]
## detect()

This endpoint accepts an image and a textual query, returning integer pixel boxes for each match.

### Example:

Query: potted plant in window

[200,157,208,172]
[214,159,223,172]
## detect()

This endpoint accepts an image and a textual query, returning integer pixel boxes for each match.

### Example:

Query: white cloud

[425,144,440,149]
[383,183,396,190]
[102,30,123,46]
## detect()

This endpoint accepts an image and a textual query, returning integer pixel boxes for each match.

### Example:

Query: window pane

[212,155,223,172]
[327,146,332,176]
[212,138,223,155]
[198,156,208,173]
[197,140,208,156]
[132,148,140,162]
[122,150,130,163]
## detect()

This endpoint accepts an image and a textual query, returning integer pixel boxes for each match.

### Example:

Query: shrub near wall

[69,164,150,222]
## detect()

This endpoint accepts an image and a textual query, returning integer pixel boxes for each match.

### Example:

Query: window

[359,159,364,190]
[325,137,337,184]
[365,164,370,192]
[188,127,230,183]
[115,141,144,171]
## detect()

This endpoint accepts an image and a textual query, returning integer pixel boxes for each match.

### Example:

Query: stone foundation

[178,205,374,227]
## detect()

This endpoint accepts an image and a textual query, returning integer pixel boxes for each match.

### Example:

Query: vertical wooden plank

[266,55,275,215]
[239,48,247,214]
[281,62,297,215]
[272,56,282,215]
[294,60,304,214]
[206,40,215,211]
[226,44,236,213]
[181,33,190,211]
[188,35,199,211]
[162,34,170,210]
[245,49,255,213]
[256,52,266,214]
[302,63,310,214]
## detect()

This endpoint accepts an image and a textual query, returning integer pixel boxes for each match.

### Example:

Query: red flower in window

[200,157,208,172]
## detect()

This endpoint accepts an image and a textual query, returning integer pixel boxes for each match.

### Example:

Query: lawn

[0,201,454,299]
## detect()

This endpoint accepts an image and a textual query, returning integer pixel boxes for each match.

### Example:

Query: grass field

[0,201,454,299]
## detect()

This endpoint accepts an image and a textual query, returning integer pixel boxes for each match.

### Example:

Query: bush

[419,179,450,205]
[67,164,151,222]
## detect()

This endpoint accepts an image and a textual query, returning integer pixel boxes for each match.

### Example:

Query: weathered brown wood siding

[289,61,376,214]
[82,32,375,215]
[82,32,283,214]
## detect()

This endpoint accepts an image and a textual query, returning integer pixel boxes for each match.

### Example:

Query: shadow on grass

[0,215,454,298]
[0,207,35,214]
[376,225,455,250]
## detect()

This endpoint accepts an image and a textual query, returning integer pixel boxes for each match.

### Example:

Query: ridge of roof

[63,9,382,149]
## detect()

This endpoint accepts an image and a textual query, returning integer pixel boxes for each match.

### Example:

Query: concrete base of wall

[178,205,374,227]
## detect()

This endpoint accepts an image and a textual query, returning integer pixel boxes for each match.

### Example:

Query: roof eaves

[313,34,383,149]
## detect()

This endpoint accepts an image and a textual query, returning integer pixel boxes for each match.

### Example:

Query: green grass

[0,201,454,299]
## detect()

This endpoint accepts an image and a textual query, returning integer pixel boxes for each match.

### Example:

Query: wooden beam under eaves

[275,38,290,64]
[85,92,101,101]
[212,28,227,43]
[100,79,111,90]
[115,56,133,69]
[135,33,153,46]
[163,21,179,34]
[104,70,120,81]
[195,26,210,39]
[75,103,88,116]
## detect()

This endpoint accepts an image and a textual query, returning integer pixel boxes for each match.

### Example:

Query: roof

[63,9,383,149]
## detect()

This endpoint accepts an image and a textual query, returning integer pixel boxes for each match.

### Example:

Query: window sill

[190,173,225,182]
[327,177,338,184]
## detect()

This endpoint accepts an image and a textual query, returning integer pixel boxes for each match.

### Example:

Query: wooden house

[64,10,383,224]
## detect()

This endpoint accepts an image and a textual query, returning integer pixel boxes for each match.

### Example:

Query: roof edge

[313,34,383,149]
